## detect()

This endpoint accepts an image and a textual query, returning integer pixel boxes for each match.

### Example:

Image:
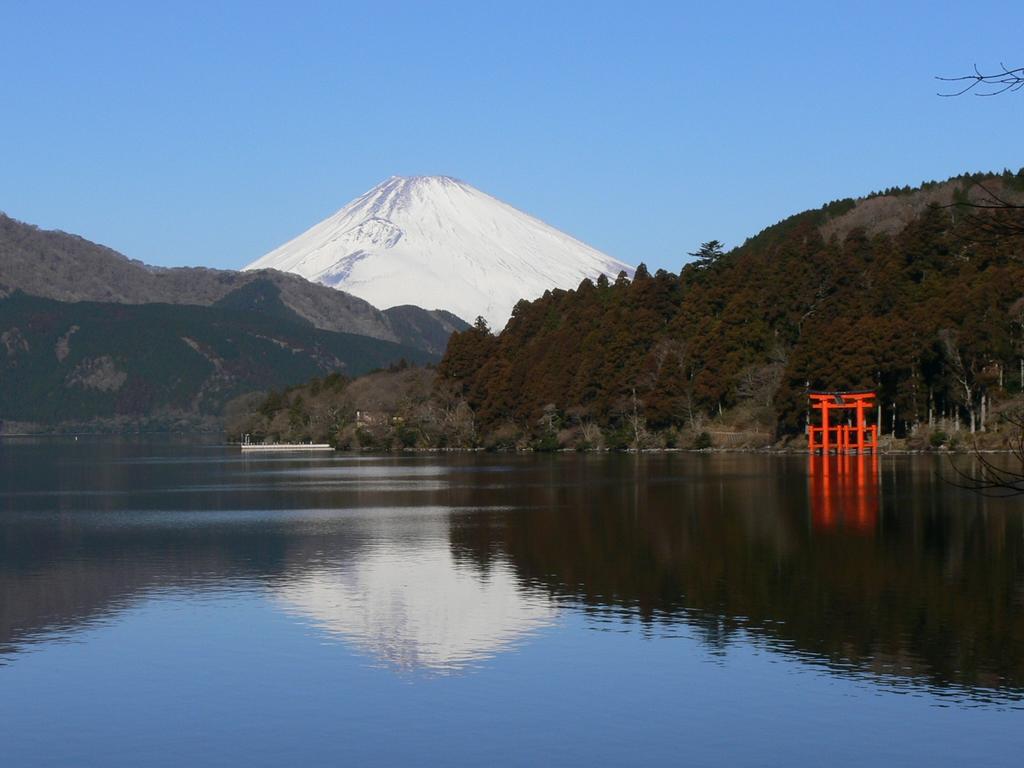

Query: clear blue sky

[1,1,1020,272]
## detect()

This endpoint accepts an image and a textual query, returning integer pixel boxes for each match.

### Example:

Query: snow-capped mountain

[245,176,633,329]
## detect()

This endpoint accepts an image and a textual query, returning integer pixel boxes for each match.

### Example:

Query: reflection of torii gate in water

[807,391,878,455]
[808,455,880,534]
[807,391,880,533]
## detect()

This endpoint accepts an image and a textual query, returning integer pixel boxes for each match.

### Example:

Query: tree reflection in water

[447,454,1024,699]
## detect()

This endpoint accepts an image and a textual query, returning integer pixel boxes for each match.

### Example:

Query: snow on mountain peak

[245,176,634,329]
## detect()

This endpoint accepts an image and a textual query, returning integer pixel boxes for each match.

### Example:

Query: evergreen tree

[688,239,725,269]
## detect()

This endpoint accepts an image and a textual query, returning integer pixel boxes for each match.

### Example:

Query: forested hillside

[0,292,434,432]
[436,171,1024,446]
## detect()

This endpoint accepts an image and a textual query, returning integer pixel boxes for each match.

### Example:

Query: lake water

[1,440,1022,766]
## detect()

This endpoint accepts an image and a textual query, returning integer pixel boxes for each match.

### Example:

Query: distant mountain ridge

[246,175,634,329]
[0,212,465,430]
[0,212,467,355]
[0,290,435,431]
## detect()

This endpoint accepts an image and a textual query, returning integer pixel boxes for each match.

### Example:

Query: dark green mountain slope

[0,291,433,428]
[0,212,468,355]
[383,305,470,354]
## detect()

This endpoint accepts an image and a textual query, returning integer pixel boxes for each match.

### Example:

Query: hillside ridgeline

[0,212,467,355]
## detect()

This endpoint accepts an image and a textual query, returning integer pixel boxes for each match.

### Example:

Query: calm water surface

[1,440,1022,766]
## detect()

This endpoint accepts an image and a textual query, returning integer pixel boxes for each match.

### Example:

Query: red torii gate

[808,391,878,454]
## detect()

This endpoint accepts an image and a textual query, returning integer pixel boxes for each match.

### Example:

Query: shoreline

[229,443,1020,456]
[2,432,1018,456]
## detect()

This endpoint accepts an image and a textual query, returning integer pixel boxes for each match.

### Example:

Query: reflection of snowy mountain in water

[274,515,557,673]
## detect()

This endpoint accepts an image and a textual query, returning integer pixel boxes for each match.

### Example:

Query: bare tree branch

[942,180,1024,243]
[936,60,1024,494]
[937,63,1024,97]
[948,409,1024,496]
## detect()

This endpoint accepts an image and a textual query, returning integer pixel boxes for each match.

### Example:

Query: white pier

[240,443,333,453]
